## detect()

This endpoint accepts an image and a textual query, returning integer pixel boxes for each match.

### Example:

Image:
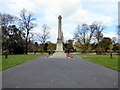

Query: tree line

[74,22,119,55]
[0,9,119,55]
[1,9,52,55]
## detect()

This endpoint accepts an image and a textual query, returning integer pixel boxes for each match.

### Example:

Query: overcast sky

[0,0,119,43]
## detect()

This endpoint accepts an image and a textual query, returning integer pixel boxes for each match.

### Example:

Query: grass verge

[1,53,48,71]
[80,54,119,72]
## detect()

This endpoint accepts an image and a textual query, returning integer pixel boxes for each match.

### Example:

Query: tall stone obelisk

[49,15,66,58]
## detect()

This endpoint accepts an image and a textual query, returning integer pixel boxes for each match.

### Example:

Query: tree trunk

[96,42,101,55]
[25,44,28,54]
[25,30,29,54]
[25,37,28,54]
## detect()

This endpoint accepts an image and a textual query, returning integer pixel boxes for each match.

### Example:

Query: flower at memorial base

[67,55,75,58]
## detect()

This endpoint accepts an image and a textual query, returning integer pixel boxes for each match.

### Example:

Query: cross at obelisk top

[58,15,62,19]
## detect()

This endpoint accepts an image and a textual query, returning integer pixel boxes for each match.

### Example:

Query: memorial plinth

[49,15,66,58]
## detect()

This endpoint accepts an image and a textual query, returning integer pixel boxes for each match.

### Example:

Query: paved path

[2,56,118,88]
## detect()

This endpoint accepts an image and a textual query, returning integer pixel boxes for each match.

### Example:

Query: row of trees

[74,23,119,54]
[1,9,51,54]
[1,9,75,55]
[1,9,119,55]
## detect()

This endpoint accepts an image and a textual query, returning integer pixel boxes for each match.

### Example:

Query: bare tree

[93,22,104,54]
[19,9,36,54]
[74,23,96,53]
[36,24,50,53]
[36,24,50,44]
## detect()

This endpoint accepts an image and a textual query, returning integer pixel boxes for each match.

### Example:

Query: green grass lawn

[1,53,48,71]
[80,54,119,72]
[0,55,2,71]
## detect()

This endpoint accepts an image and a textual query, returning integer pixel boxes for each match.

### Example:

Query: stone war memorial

[1,1,118,89]
[49,15,66,58]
